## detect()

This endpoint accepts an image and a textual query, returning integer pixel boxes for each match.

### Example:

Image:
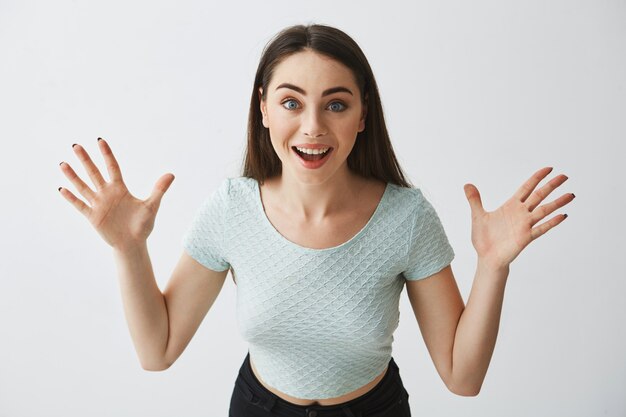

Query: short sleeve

[181,178,231,272]
[403,188,455,281]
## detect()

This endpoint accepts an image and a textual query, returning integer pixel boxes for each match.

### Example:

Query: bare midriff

[249,357,389,406]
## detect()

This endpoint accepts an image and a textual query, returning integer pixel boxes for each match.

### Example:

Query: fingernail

[563,214,568,219]
[59,161,64,166]
[58,187,63,192]
[571,193,575,198]
[72,143,77,148]
[97,137,102,141]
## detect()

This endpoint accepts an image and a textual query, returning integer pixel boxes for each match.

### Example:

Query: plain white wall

[1,0,624,415]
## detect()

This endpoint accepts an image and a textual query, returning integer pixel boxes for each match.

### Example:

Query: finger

[147,173,175,208]
[530,192,576,225]
[97,137,124,183]
[463,183,485,217]
[59,161,97,203]
[58,185,92,218]
[513,167,554,203]
[530,213,568,241]
[72,143,108,190]
[525,174,569,212]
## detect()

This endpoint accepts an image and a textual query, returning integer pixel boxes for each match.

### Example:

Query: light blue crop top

[182,176,455,399]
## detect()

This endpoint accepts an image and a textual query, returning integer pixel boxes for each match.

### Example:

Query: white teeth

[295,147,330,155]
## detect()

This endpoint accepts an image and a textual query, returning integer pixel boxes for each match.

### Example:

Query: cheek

[267,123,295,155]
[268,115,298,140]
[337,115,363,137]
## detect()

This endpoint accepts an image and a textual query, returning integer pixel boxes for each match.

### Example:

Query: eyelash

[280,98,348,112]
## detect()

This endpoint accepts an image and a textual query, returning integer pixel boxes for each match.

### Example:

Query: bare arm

[112,242,168,371]
[59,138,228,371]
[407,167,573,396]
[108,191,229,370]
[406,262,508,397]
[160,251,228,368]
[114,243,228,371]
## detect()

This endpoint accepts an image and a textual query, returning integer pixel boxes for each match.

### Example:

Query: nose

[302,107,327,138]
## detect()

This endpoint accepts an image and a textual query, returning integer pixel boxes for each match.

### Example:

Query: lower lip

[292,147,333,169]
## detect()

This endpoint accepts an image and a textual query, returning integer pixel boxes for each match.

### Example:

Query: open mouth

[292,146,333,162]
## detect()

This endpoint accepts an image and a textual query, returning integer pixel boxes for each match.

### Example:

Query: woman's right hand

[58,138,175,250]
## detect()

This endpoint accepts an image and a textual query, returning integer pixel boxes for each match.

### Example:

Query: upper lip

[292,144,333,149]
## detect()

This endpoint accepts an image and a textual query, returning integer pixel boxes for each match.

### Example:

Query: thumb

[463,183,485,216]
[148,173,175,208]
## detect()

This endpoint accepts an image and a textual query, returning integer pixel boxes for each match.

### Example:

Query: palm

[59,138,175,249]
[463,167,575,269]
[86,184,155,246]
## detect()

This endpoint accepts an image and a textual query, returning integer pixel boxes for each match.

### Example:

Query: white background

[1,0,624,416]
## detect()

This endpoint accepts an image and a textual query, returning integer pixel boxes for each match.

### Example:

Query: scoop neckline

[252,179,391,253]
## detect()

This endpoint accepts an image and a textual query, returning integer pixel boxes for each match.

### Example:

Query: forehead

[269,50,358,92]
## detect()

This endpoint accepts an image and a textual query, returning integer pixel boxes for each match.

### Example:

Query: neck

[273,167,364,222]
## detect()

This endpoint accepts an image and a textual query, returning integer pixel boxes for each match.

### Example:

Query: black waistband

[234,351,403,416]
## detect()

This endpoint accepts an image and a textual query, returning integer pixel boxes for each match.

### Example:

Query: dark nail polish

[571,193,575,198]
[72,143,77,148]
[58,187,62,192]
[97,137,102,141]
[59,161,64,166]
[563,214,568,219]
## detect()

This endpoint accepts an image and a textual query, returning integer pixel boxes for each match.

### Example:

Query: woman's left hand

[463,166,576,270]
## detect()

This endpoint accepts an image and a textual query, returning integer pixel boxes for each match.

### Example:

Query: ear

[258,87,269,128]
[358,93,368,133]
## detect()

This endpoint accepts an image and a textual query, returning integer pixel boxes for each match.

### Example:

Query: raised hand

[463,167,576,269]
[58,138,175,250]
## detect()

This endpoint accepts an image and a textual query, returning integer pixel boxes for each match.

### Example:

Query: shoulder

[195,177,251,211]
[220,176,258,198]
[384,182,423,211]
[210,177,262,218]
[384,184,444,234]
[393,185,440,214]
[192,177,257,228]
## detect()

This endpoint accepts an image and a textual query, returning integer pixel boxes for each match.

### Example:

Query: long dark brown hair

[241,23,414,188]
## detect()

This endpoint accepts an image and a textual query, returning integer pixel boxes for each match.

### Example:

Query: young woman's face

[259,50,367,184]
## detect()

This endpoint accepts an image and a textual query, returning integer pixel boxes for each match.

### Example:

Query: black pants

[229,351,412,417]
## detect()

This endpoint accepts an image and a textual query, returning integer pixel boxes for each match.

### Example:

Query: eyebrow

[275,83,354,97]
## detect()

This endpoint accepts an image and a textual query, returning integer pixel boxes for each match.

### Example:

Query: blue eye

[281,99,347,112]
[282,99,299,110]
[328,102,347,112]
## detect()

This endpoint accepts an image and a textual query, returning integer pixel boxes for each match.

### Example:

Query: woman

[58,23,575,417]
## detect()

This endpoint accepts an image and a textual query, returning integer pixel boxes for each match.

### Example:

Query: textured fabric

[229,351,411,416]
[182,176,455,399]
